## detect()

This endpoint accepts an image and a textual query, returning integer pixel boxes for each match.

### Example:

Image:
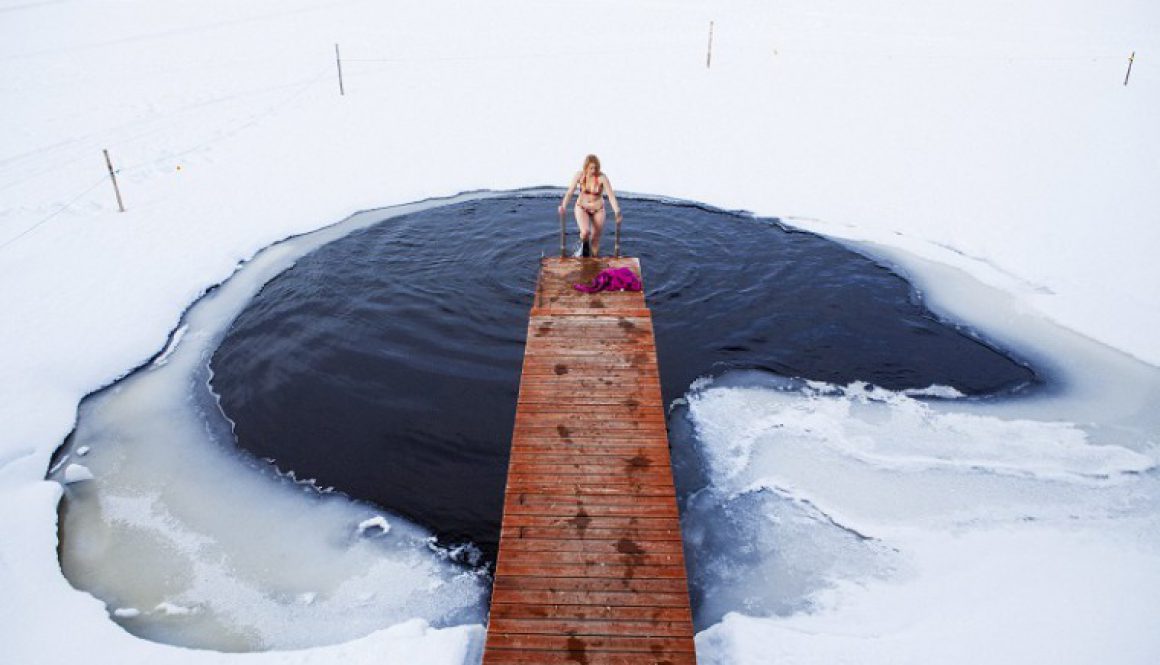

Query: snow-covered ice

[357,516,392,537]
[678,251,1160,664]
[46,200,494,652]
[62,463,94,484]
[2,0,1158,663]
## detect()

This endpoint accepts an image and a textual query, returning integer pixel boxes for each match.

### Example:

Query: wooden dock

[482,257,697,665]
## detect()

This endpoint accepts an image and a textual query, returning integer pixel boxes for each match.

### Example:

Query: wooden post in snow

[336,43,345,96]
[706,21,714,69]
[103,149,125,213]
[1124,51,1135,86]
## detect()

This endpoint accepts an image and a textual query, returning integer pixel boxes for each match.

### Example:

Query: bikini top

[581,173,604,197]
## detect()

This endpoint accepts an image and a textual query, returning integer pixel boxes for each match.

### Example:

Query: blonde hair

[581,154,602,176]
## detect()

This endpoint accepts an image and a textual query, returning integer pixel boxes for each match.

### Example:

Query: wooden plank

[522,344,657,353]
[493,575,691,594]
[491,588,691,607]
[521,349,658,360]
[509,448,671,458]
[519,350,659,360]
[519,369,662,379]
[489,618,693,638]
[510,436,670,446]
[505,454,671,466]
[501,526,685,541]
[518,382,661,392]
[503,464,673,477]
[509,453,671,465]
[513,416,667,427]
[484,257,695,665]
[509,445,673,457]
[495,538,687,555]
[516,394,665,406]
[528,328,653,340]
[510,435,670,445]
[512,422,667,434]
[516,391,663,402]
[497,549,685,566]
[507,450,670,462]
[501,514,679,528]
[529,316,652,326]
[513,413,667,424]
[521,336,656,346]
[512,427,668,439]
[519,393,661,405]
[503,505,679,520]
[508,435,669,446]
[501,476,675,488]
[499,485,678,499]
[504,470,673,484]
[531,307,654,318]
[483,652,697,665]
[516,373,662,384]
[516,366,661,377]
[504,467,675,480]
[512,418,666,428]
[487,634,695,653]
[516,385,662,397]
[513,410,667,421]
[531,310,649,319]
[493,564,688,580]
[506,489,676,503]
[520,364,660,374]
[515,409,666,421]
[516,378,662,390]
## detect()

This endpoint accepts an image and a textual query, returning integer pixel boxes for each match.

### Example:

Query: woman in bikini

[559,154,622,257]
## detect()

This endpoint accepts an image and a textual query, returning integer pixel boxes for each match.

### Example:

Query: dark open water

[210,194,1035,564]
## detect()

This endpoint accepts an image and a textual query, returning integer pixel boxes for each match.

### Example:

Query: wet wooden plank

[484,257,696,665]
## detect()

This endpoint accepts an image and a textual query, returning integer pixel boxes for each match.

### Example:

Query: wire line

[0,175,109,252]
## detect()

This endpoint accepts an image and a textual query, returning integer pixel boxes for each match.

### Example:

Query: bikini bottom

[576,204,604,216]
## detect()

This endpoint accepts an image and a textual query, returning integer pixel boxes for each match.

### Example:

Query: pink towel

[573,267,642,293]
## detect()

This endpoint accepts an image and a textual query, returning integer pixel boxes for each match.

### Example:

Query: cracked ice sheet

[681,378,1160,665]
[42,200,493,653]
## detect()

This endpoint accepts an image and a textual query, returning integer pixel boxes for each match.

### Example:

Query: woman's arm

[603,175,622,223]
[560,172,580,213]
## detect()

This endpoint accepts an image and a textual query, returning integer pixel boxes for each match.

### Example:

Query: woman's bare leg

[574,206,593,253]
[590,209,606,256]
